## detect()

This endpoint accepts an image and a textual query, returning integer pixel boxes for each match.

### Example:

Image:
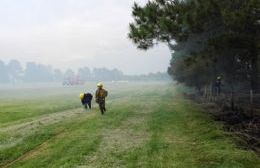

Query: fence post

[232,91,236,111]
[210,83,213,101]
[250,89,253,109]
[204,86,207,98]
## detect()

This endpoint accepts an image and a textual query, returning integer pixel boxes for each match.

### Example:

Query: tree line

[0,60,170,84]
[129,0,259,95]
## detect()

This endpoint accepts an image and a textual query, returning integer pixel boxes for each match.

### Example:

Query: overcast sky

[0,0,171,75]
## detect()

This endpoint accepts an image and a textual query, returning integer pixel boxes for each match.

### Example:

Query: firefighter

[215,76,222,95]
[95,82,108,115]
[80,92,93,109]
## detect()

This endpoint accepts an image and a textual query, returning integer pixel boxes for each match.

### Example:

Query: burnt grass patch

[185,93,260,155]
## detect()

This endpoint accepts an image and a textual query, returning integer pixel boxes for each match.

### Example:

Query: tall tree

[129,0,259,93]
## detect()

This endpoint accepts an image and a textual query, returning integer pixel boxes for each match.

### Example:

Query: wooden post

[204,86,207,98]
[210,83,213,101]
[250,89,253,109]
[231,90,234,111]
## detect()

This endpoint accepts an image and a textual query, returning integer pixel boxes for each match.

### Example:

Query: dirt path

[0,108,93,150]
[1,110,97,168]
[0,108,86,134]
[78,107,152,168]
[0,97,128,151]
[2,129,66,168]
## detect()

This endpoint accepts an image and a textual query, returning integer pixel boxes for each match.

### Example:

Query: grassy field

[0,82,259,168]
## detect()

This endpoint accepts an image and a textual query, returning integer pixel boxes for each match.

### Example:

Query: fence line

[200,85,260,109]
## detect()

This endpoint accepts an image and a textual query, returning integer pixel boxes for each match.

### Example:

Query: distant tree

[64,69,75,78]
[24,62,53,82]
[0,60,9,83]
[38,64,53,82]
[7,60,23,84]
[78,67,91,81]
[110,68,124,81]
[92,68,124,81]
[24,62,39,82]
[53,69,64,82]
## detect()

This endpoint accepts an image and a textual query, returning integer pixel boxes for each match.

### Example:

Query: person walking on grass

[95,82,108,115]
[80,92,93,110]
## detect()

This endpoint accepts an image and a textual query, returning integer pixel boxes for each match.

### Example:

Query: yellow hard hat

[79,93,84,100]
[97,82,103,87]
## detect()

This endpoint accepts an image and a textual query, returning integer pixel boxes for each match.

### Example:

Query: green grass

[0,83,259,168]
[0,96,80,126]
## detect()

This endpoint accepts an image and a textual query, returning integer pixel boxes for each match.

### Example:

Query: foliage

[0,60,169,83]
[129,0,260,93]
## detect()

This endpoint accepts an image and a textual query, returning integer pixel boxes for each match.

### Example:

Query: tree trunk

[230,55,235,111]
[204,85,207,98]
[251,48,259,93]
[231,87,235,111]
[250,89,253,110]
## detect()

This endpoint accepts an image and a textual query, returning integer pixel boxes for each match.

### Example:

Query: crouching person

[95,82,108,115]
[80,93,93,110]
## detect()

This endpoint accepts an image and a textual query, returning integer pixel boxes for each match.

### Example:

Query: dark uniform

[95,88,108,114]
[214,77,222,95]
[81,93,93,109]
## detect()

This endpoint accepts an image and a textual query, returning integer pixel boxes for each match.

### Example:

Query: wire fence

[187,84,260,153]
[201,85,260,110]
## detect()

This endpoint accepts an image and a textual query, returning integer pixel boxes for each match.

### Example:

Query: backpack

[97,89,108,98]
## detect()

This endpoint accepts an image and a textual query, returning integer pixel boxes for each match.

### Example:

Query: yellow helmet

[79,93,84,100]
[97,82,103,87]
